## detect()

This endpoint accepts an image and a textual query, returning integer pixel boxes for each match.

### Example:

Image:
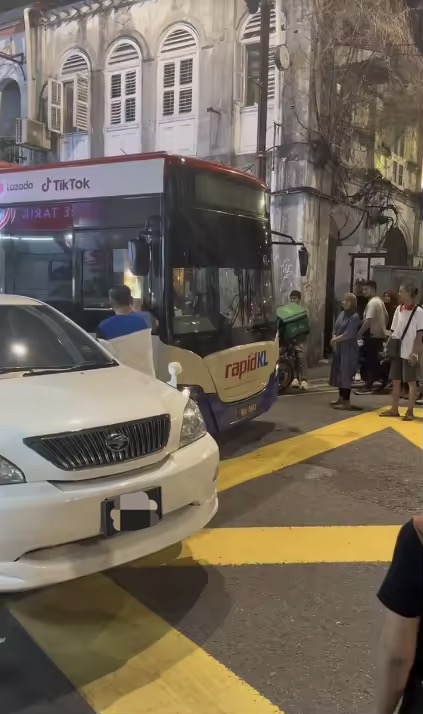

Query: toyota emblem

[106,433,130,453]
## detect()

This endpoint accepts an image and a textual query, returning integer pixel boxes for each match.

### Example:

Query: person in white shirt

[355,280,388,394]
[380,283,423,421]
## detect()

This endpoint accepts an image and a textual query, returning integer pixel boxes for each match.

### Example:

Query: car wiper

[21,361,117,377]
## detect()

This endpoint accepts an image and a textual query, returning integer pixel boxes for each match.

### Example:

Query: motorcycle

[278,341,296,392]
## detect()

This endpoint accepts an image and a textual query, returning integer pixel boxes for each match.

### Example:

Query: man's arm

[376,611,419,714]
[409,309,423,363]
[376,521,422,713]
[358,300,374,337]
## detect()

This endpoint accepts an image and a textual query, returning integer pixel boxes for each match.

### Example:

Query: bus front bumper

[196,372,279,434]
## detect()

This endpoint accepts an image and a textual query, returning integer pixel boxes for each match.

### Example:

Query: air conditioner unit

[16,118,51,151]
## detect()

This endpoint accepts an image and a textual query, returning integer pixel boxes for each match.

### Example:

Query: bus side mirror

[128,237,150,277]
[299,246,309,277]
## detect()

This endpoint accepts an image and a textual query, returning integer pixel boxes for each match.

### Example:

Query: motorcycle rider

[289,290,309,390]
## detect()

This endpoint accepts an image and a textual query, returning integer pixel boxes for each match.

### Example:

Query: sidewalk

[307,360,330,385]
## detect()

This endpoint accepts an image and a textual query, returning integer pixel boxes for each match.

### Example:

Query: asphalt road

[1,388,422,714]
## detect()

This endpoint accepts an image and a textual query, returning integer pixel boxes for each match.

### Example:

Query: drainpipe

[23,7,35,119]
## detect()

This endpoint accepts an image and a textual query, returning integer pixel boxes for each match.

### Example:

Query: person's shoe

[416,395,423,406]
[353,387,373,395]
[333,401,351,410]
[330,398,342,406]
[300,380,309,391]
[291,379,299,388]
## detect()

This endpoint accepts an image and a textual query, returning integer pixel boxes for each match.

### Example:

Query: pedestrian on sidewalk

[288,290,309,391]
[380,282,423,421]
[329,292,361,410]
[383,291,398,330]
[355,280,388,395]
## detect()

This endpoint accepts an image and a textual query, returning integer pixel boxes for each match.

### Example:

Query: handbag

[385,306,418,360]
[398,516,423,714]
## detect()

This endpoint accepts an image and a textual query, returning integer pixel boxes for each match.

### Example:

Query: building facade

[0,0,421,359]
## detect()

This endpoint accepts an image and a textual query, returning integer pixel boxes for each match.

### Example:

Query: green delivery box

[277,303,310,341]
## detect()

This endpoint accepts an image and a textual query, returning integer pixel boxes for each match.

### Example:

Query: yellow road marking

[390,417,423,449]
[10,574,284,714]
[132,525,400,567]
[218,410,422,492]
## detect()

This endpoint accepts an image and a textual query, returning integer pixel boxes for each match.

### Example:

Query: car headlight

[0,456,26,485]
[180,398,207,448]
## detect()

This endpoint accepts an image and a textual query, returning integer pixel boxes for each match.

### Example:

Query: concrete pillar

[271,0,332,362]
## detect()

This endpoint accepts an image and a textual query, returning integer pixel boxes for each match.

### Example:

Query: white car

[0,295,219,592]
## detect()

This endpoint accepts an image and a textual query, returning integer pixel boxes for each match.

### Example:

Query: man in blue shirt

[96,285,155,376]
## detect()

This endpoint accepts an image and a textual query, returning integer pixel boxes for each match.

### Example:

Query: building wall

[0,0,421,360]
[0,18,27,162]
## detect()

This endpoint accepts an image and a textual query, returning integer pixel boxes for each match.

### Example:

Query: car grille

[24,415,171,471]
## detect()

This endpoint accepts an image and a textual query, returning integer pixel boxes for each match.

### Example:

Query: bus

[0,152,278,433]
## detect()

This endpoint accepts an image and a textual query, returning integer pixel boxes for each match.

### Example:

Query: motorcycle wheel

[278,358,295,393]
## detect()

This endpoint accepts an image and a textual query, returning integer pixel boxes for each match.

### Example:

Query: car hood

[0,366,187,480]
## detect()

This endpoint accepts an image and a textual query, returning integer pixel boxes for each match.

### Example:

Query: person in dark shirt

[354,278,369,321]
[377,518,423,713]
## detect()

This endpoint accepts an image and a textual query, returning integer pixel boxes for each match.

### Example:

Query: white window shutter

[47,78,64,134]
[110,71,123,125]
[73,73,90,131]
[233,42,244,103]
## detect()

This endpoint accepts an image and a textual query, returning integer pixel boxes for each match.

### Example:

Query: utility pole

[245,0,271,182]
[256,0,271,182]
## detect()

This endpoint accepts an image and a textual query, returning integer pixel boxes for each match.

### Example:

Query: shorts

[389,358,418,383]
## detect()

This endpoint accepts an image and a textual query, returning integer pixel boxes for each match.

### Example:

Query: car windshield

[0,304,116,373]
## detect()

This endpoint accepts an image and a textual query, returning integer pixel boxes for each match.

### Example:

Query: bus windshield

[170,169,275,339]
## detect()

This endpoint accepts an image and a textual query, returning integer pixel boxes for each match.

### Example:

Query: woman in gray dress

[329,293,361,410]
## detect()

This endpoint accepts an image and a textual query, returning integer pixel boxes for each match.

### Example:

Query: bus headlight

[180,399,207,448]
[178,385,204,402]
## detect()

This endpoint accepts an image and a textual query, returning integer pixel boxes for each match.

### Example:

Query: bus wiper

[21,361,117,377]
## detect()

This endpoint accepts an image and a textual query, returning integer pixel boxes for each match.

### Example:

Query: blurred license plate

[102,487,162,537]
[237,403,257,419]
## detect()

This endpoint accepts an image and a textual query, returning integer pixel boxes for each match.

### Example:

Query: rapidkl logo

[225,350,268,380]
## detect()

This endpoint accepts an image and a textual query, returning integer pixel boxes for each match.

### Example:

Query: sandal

[402,412,414,422]
[380,410,400,418]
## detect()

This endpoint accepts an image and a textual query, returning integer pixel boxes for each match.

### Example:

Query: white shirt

[391,305,423,359]
[363,296,388,338]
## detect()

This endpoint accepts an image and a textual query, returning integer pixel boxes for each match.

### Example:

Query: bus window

[4,234,73,303]
[75,228,137,308]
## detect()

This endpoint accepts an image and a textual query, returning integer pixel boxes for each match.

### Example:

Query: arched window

[156,24,199,155]
[59,50,90,134]
[104,39,142,156]
[240,7,285,106]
